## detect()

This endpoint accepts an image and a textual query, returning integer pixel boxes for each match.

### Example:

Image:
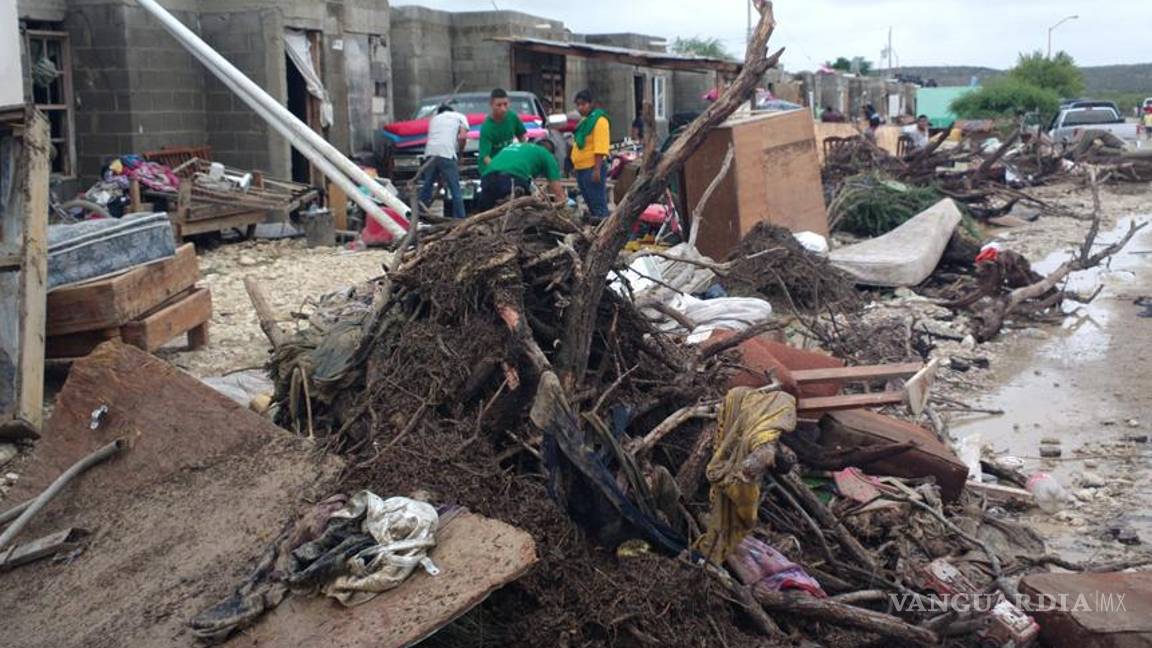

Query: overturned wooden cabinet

[683,109,829,260]
[0,106,49,440]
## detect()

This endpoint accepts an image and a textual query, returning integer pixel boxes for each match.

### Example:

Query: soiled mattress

[47,213,175,289]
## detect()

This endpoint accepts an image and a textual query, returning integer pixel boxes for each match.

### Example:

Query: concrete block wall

[61,2,209,180]
[199,7,286,177]
[120,4,207,154]
[17,0,65,22]
[62,3,132,180]
[390,6,452,120]
[673,70,714,114]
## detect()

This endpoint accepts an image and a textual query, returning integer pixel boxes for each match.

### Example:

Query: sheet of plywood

[731,110,828,238]
[0,106,49,440]
[242,511,538,648]
[45,243,199,335]
[685,110,828,260]
[0,342,344,648]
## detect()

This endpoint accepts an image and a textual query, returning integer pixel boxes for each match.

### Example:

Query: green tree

[827,56,873,76]
[950,77,1062,119]
[1009,50,1084,99]
[671,37,732,60]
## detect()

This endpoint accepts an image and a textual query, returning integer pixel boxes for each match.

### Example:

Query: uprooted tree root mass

[269,205,758,644]
[724,222,861,312]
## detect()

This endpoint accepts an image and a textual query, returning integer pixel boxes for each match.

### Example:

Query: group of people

[416,88,612,221]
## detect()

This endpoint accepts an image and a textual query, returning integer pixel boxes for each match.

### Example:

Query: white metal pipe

[133,0,410,236]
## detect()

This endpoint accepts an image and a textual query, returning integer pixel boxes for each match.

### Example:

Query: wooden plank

[120,287,212,352]
[0,107,49,440]
[46,243,199,336]
[0,528,88,571]
[129,178,142,212]
[793,363,923,385]
[798,391,905,414]
[0,342,344,648]
[177,210,266,237]
[247,511,537,648]
[328,181,348,231]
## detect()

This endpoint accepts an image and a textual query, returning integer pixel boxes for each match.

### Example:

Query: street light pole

[1047,15,1079,58]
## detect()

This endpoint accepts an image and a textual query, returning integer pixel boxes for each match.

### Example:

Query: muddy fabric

[727,537,825,598]
[695,388,796,563]
[189,495,348,644]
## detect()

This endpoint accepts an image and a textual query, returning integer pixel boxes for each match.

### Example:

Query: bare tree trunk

[554,2,785,389]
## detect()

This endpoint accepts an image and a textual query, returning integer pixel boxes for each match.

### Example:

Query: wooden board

[176,209,265,238]
[120,287,211,352]
[797,391,906,414]
[243,511,538,648]
[1020,572,1152,648]
[685,110,829,260]
[818,409,968,501]
[329,181,348,231]
[45,243,199,336]
[0,106,49,440]
[0,342,345,648]
[793,363,923,385]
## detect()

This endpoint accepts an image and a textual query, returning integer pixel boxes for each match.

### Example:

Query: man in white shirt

[904,114,931,151]
[418,105,470,218]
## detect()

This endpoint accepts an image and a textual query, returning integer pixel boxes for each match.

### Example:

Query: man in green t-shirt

[477,140,566,211]
[478,88,527,173]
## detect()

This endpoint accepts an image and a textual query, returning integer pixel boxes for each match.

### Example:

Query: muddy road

[955,194,1152,562]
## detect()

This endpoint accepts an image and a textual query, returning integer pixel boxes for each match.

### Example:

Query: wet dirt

[954,206,1152,562]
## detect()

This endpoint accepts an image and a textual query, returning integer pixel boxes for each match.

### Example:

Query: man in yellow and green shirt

[571,89,611,220]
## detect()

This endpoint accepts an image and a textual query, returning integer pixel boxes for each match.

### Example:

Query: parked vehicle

[1048,101,1143,145]
[378,91,569,192]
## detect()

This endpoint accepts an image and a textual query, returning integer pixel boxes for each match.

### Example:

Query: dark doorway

[633,74,645,118]
[511,47,566,114]
[285,52,311,183]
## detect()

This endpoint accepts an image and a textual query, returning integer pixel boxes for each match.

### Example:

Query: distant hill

[876,66,1002,87]
[1081,64,1152,94]
[875,64,1152,94]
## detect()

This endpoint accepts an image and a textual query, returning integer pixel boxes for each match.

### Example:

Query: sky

[391,0,1149,71]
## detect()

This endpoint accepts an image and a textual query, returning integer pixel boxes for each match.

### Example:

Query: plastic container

[1026,472,1069,514]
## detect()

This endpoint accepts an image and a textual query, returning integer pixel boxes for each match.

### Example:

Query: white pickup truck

[1048,101,1144,145]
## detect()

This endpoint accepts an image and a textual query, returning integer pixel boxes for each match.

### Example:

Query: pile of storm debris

[184,10,1150,647]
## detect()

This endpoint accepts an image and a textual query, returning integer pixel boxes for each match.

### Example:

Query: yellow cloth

[694,387,797,563]
[570,116,610,170]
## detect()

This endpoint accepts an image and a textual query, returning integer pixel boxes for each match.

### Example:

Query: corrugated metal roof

[491,36,740,73]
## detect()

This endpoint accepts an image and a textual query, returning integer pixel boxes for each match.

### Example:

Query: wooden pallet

[46,287,211,359]
[46,244,200,336]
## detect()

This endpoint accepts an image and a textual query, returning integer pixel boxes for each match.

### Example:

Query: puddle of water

[953,217,1152,557]
[956,218,1151,455]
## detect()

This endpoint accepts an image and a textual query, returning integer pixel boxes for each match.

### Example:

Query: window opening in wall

[652,76,667,121]
[25,28,75,177]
